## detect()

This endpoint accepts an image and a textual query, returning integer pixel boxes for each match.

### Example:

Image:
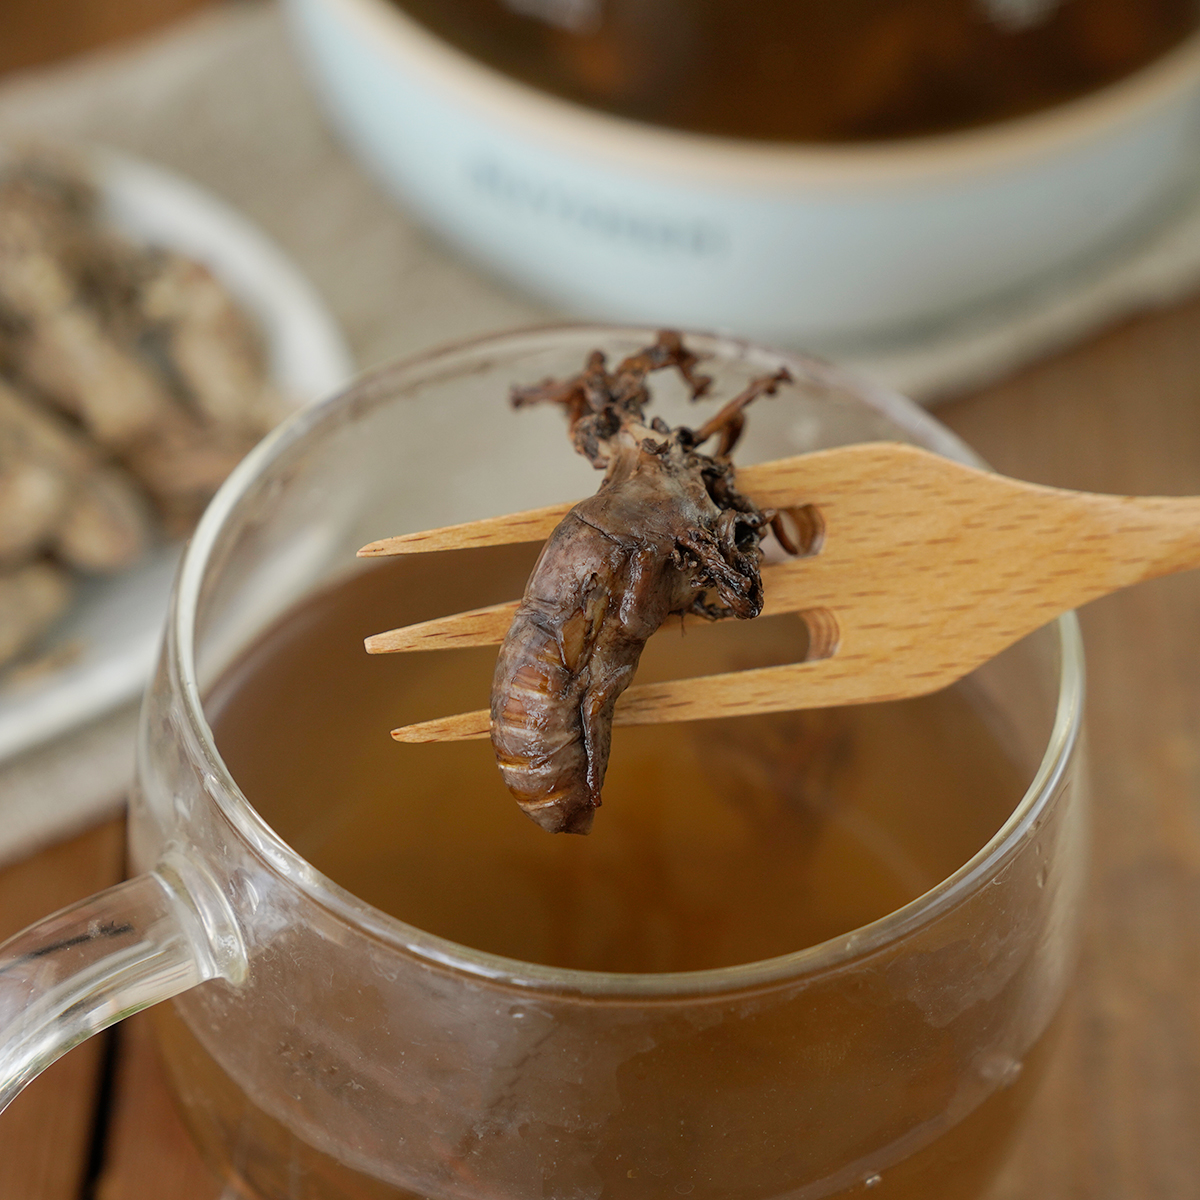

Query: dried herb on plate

[0,150,282,672]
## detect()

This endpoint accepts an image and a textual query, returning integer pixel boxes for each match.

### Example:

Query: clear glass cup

[0,326,1088,1199]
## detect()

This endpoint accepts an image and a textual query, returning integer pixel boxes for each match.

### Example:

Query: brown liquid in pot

[391,0,1197,142]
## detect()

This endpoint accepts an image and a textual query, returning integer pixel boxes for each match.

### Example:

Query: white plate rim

[0,146,355,762]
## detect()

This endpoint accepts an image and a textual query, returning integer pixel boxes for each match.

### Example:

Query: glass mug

[0,327,1087,1199]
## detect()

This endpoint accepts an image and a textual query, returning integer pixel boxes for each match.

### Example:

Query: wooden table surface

[0,0,212,75]
[3,292,1200,1198]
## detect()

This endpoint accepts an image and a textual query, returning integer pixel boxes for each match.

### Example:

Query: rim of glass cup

[171,324,1085,998]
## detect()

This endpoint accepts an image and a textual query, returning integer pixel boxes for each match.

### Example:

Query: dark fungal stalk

[491,332,793,834]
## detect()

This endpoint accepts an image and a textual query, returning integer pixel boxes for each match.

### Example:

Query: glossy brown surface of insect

[491,333,789,833]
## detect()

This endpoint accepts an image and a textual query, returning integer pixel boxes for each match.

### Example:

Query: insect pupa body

[492,404,773,834]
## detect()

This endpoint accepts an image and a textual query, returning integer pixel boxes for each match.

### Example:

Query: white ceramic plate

[0,149,355,762]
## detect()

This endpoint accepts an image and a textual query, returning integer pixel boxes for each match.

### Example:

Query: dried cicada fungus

[491,332,792,834]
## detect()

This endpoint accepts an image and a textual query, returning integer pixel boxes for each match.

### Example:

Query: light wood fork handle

[373,443,1200,742]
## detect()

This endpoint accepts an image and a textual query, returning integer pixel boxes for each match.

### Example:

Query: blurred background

[7,0,1200,376]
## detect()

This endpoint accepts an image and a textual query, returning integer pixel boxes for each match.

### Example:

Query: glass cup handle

[0,849,246,1113]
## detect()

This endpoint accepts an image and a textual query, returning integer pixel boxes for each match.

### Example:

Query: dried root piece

[0,377,151,574]
[18,309,176,448]
[0,460,69,565]
[0,378,82,565]
[491,332,792,834]
[0,375,92,473]
[0,560,73,666]
[0,189,175,447]
[0,150,284,673]
[122,414,260,535]
[137,250,280,432]
[52,466,150,574]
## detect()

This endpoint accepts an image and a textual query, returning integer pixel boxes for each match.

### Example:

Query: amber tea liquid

[158,544,1053,1199]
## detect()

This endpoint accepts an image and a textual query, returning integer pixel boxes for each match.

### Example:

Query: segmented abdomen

[490,513,652,835]
[491,606,600,834]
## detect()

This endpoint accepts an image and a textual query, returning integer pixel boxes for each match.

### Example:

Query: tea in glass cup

[0,328,1088,1200]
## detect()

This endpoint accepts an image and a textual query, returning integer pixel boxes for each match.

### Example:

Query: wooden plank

[940,293,1200,1198]
[0,817,125,1200]
[0,0,216,76]
[94,1013,220,1200]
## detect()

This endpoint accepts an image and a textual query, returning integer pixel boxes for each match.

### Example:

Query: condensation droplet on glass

[863,1173,883,1189]
[510,1007,526,1019]
[1036,866,1048,888]
[674,1183,695,1195]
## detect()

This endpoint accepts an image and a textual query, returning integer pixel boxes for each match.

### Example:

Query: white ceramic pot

[285,0,1200,347]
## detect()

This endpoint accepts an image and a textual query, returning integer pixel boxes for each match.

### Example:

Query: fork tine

[390,654,855,743]
[365,601,519,654]
[357,501,573,557]
[375,439,1200,745]
[355,453,822,559]
[392,710,491,742]
[363,556,821,654]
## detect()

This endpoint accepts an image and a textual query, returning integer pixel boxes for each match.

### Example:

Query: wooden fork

[359,441,1200,743]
